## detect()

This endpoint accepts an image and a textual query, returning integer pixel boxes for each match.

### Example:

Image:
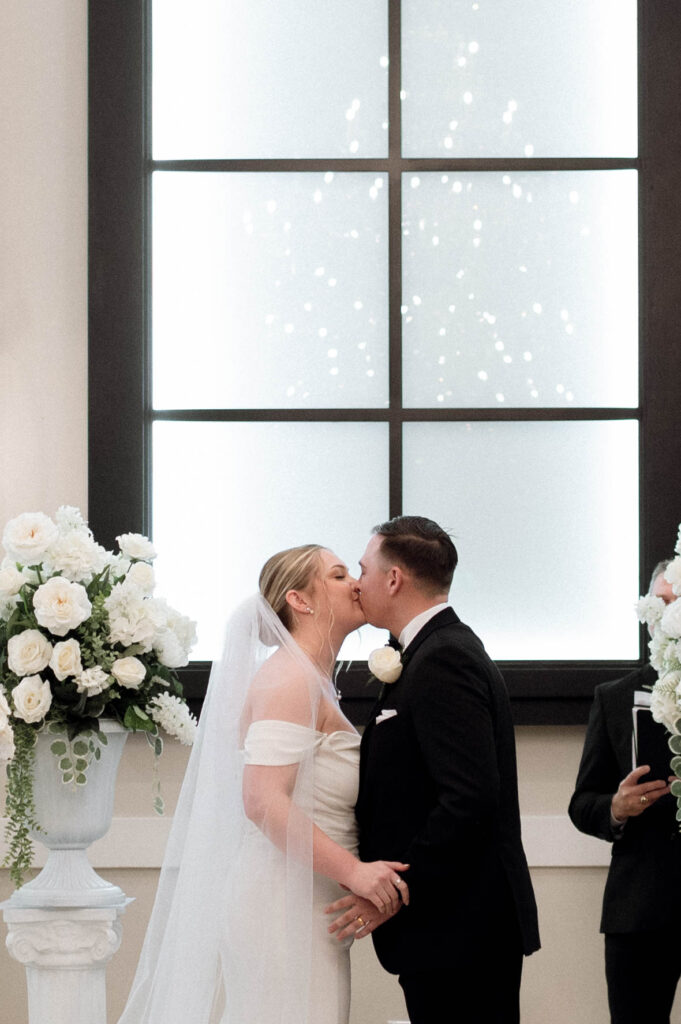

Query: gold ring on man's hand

[640,795,648,805]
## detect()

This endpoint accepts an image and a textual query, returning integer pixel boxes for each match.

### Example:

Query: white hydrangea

[149,599,197,668]
[54,506,88,532]
[651,672,681,733]
[104,580,158,651]
[147,692,197,745]
[660,600,681,641]
[2,512,58,565]
[636,594,666,631]
[666,557,681,596]
[75,666,111,696]
[47,530,108,583]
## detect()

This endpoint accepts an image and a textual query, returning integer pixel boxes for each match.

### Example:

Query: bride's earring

[306,607,314,614]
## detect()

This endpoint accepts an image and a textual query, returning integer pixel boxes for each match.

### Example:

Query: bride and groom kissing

[119,516,539,1024]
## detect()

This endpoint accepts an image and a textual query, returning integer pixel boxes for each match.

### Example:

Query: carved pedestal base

[2,903,130,1024]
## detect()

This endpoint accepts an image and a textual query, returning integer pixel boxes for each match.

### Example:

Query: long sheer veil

[118,594,339,1024]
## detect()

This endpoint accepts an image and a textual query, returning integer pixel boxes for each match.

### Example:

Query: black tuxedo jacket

[356,608,539,974]
[569,665,681,933]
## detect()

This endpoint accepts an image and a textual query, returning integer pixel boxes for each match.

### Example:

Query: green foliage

[2,723,41,888]
[668,734,681,755]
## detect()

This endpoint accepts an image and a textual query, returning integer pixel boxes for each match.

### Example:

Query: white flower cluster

[0,507,197,744]
[638,539,681,735]
[104,585,196,668]
[147,692,197,746]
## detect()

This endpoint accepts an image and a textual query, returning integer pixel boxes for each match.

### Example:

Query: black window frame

[88,0,681,725]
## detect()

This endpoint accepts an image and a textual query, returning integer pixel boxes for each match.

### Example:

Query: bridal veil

[118,594,339,1024]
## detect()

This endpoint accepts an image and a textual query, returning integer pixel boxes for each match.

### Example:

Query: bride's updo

[259,544,324,631]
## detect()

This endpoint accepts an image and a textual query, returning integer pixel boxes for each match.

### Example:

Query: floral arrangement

[368,645,403,684]
[0,506,197,884]
[636,524,681,821]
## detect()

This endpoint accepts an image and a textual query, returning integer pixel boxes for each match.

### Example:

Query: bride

[118,544,408,1024]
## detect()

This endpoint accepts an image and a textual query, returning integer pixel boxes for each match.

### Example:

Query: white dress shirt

[398,602,451,652]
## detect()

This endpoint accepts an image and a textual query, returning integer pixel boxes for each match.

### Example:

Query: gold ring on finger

[356,916,365,927]
[640,795,648,805]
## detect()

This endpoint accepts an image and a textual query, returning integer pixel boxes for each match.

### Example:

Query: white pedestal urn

[6,719,129,909]
[2,720,131,1024]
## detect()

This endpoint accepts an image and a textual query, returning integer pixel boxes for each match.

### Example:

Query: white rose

[661,600,681,641]
[0,563,25,597]
[2,512,58,564]
[126,560,155,594]
[75,666,111,696]
[7,629,53,676]
[368,645,403,684]
[12,675,53,723]
[116,533,157,561]
[111,656,147,689]
[33,576,92,636]
[0,719,15,761]
[49,638,83,681]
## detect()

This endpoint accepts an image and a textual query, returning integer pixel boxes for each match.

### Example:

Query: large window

[89,0,681,723]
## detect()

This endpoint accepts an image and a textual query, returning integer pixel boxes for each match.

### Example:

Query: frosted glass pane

[403,421,639,660]
[152,172,389,410]
[402,0,637,157]
[152,421,389,660]
[402,171,638,408]
[153,0,388,158]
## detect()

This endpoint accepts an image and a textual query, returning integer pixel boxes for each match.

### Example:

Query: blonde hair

[259,544,324,631]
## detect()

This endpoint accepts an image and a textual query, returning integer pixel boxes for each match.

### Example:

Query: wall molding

[0,815,611,870]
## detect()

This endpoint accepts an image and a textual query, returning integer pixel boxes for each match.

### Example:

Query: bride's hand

[325,893,399,941]
[345,860,409,913]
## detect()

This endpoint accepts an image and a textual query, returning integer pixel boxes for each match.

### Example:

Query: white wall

[2,4,678,1024]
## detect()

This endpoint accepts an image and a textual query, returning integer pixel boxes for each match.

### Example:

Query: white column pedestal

[2,902,130,1024]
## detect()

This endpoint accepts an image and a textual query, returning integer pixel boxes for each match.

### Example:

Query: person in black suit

[327,516,539,1024]
[569,562,680,1024]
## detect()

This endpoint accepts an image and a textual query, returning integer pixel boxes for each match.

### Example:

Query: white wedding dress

[221,720,361,1024]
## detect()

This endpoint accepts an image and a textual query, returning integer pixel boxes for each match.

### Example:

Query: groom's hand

[325,893,400,942]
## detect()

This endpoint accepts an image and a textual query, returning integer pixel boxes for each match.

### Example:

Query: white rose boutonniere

[368,645,403,684]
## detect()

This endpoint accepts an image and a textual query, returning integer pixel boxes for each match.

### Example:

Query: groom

[336,516,539,1023]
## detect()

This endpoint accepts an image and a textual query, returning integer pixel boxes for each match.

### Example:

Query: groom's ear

[386,566,404,595]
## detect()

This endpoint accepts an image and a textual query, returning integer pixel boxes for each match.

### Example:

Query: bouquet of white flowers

[0,506,197,884]
[636,523,681,822]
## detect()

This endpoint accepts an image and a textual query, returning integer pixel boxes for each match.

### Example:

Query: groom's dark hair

[373,516,457,594]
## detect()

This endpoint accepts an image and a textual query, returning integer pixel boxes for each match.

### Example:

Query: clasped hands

[325,862,409,942]
[610,763,671,823]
